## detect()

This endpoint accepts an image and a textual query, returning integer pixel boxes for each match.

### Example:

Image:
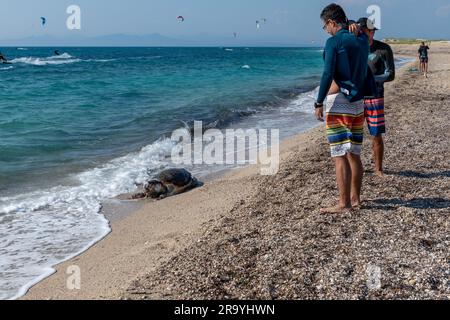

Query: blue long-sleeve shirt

[317,29,369,104]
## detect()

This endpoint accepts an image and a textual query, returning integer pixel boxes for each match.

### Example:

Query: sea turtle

[132,168,201,200]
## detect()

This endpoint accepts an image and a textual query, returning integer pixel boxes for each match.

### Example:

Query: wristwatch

[314,102,324,109]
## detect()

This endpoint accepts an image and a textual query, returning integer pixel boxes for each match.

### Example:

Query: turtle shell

[155,168,193,187]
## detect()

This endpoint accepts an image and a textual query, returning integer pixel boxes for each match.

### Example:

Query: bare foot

[351,195,362,207]
[352,200,362,209]
[375,170,385,178]
[320,205,352,214]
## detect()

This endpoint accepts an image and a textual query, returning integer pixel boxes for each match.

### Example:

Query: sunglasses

[322,19,333,30]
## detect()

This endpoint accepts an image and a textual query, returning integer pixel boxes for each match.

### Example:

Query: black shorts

[420,57,428,63]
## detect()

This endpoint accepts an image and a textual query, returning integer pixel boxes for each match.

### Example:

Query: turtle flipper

[191,177,203,188]
[158,194,168,200]
[131,192,147,200]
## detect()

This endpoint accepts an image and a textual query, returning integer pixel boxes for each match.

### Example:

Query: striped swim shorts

[364,97,386,136]
[325,93,365,158]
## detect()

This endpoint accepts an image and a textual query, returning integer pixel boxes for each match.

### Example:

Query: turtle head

[144,180,168,198]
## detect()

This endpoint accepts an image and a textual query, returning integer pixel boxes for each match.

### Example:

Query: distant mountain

[175,34,304,47]
[0,33,310,47]
[0,33,197,47]
[82,33,196,46]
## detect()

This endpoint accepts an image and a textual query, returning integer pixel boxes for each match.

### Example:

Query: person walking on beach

[314,4,369,214]
[418,42,430,78]
[350,18,396,177]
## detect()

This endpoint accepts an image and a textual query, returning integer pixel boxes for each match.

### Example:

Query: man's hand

[315,106,324,122]
[348,23,360,36]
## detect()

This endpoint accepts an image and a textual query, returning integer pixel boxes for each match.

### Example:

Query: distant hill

[383,38,449,45]
[0,33,197,47]
[0,33,309,47]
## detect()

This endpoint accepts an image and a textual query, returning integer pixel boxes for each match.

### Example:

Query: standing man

[353,18,395,178]
[418,42,430,78]
[315,4,369,214]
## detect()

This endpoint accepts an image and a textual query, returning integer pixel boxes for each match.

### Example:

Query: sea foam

[0,137,180,300]
[11,53,81,66]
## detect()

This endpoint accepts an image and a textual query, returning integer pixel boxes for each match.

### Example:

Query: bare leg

[321,156,352,214]
[425,62,428,78]
[346,152,364,207]
[372,135,384,177]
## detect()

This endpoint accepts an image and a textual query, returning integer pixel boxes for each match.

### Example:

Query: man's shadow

[385,170,450,179]
[364,197,450,211]
[362,169,450,210]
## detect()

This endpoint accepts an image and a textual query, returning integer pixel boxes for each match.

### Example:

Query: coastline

[22,116,324,300]
[23,43,449,300]
[2,47,323,300]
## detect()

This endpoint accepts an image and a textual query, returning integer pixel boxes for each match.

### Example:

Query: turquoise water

[0,47,323,194]
[0,47,325,299]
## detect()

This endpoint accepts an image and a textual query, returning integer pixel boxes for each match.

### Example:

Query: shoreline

[101,55,417,225]
[22,43,449,300]
[3,47,322,301]
[22,118,325,300]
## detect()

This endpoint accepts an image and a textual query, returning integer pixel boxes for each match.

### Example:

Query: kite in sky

[40,17,46,26]
[177,16,185,22]
[256,18,267,29]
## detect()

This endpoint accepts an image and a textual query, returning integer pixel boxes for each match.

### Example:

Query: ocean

[0,46,410,299]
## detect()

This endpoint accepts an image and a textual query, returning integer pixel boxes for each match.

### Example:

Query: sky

[0,0,449,46]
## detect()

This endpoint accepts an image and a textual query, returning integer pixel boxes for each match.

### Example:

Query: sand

[23,43,449,300]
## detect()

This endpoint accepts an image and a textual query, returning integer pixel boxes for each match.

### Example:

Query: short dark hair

[320,3,348,25]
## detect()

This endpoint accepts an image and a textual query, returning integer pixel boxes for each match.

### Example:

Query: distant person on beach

[314,3,369,214]
[349,18,396,178]
[418,42,430,78]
